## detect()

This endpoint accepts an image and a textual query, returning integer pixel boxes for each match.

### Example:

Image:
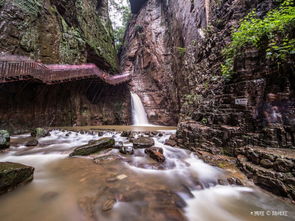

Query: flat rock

[0,162,34,195]
[70,138,115,156]
[94,154,124,164]
[133,137,154,148]
[25,139,39,147]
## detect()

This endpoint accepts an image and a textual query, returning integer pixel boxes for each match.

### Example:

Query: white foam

[185,185,254,221]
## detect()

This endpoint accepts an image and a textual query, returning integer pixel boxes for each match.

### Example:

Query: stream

[0,128,294,221]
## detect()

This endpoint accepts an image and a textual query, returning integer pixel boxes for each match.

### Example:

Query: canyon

[0,0,294,219]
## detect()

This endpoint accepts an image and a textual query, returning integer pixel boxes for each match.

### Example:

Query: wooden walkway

[0,55,131,85]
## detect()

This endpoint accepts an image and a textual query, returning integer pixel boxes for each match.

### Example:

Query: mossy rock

[0,162,34,195]
[0,130,10,149]
[70,137,115,156]
[31,128,50,138]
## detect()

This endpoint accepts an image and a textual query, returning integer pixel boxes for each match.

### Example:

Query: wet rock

[236,178,243,186]
[133,137,155,148]
[218,179,228,185]
[97,132,104,136]
[247,149,260,164]
[31,128,50,138]
[0,162,34,194]
[0,130,10,149]
[25,139,39,147]
[94,154,124,164]
[260,159,273,168]
[114,141,123,149]
[227,177,237,185]
[274,158,294,173]
[70,137,115,156]
[119,146,134,155]
[145,147,165,163]
[165,139,177,147]
[121,131,131,137]
[102,199,116,211]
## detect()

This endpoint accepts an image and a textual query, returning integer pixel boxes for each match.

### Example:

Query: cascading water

[131,92,150,126]
[0,130,294,221]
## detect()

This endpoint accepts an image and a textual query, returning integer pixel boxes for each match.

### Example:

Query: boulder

[0,130,10,149]
[0,162,34,194]
[119,146,134,155]
[31,128,50,138]
[25,139,39,147]
[70,138,115,156]
[121,131,131,137]
[145,147,165,163]
[132,137,154,148]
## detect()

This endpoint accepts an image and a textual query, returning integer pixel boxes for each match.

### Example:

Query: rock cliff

[0,0,131,132]
[124,0,295,200]
[0,0,118,71]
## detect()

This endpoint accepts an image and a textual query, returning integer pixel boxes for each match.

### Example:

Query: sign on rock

[235,98,248,106]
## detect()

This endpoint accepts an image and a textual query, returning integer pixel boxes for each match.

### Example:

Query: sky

[109,0,130,29]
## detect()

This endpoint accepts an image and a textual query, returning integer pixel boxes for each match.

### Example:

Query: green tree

[221,0,295,78]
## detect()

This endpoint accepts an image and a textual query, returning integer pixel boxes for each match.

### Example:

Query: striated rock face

[121,0,180,126]
[171,0,295,200]
[236,146,295,200]
[175,0,295,153]
[0,80,131,133]
[0,0,118,71]
[123,0,295,200]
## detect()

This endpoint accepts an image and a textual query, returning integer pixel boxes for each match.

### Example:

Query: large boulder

[70,138,115,156]
[0,162,34,195]
[0,130,10,149]
[31,128,50,138]
[132,137,154,148]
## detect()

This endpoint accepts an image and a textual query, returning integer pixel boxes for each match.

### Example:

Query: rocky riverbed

[0,128,294,221]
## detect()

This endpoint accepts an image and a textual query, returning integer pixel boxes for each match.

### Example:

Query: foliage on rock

[221,0,295,78]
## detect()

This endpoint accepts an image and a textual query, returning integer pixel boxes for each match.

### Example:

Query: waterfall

[131,92,150,126]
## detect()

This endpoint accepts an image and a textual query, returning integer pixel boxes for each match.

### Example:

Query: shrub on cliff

[221,0,295,78]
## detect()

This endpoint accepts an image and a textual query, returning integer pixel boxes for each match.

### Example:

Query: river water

[0,128,294,221]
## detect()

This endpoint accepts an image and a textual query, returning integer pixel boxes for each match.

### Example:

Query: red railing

[0,56,131,85]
